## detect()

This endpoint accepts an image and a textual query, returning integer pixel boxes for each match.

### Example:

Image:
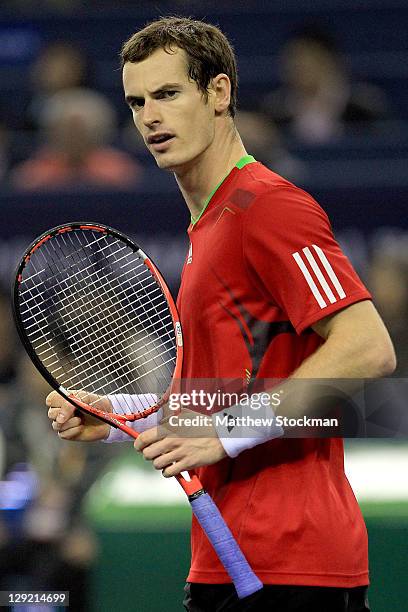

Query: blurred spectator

[10,87,143,190]
[368,235,408,375]
[24,41,90,132]
[0,478,97,612]
[12,353,118,503]
[0,351,117,609]
[234,110,307,184]
[262,25,389,144]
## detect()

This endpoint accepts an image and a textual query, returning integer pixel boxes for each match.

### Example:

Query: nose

[141,99,161,128]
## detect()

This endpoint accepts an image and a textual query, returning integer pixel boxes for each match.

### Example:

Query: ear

[211,73,231,114]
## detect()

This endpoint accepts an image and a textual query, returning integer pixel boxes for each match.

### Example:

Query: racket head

[12,221,183,427]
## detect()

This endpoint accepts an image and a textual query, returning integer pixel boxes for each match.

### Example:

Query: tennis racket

[12,221,262,599]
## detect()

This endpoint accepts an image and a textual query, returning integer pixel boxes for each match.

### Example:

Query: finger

[47,406,74,420]
[152,451,180,471]
[142,439,176,461]
[133,427,166,452]
[45,391,72,408]
[162,461,187,478]
[47,407,61,420]
[46,391,63,406]
[58,425,83,440]
[51,416,82,431]
[51,420,61,431]
[49,405,77,423]
[58,417,83,432]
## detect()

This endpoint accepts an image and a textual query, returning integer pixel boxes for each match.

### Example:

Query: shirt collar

[190,154,256,226]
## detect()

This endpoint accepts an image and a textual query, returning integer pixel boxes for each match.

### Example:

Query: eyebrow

[125,82,182,105]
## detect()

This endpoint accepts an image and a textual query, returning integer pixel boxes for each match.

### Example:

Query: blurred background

[0,1,407,610]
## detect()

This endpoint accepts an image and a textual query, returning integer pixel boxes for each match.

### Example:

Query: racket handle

[190,492,263,599]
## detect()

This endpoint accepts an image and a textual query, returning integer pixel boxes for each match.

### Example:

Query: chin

[155,155,189,173]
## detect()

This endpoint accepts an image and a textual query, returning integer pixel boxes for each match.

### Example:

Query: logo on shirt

[187,242,193,264]
[215,206,236,225]
[292,244,346,309]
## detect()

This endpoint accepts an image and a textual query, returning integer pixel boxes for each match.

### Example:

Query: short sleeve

[243,185,371,333]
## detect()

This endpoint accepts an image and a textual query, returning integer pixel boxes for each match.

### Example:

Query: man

[47,17,395,611]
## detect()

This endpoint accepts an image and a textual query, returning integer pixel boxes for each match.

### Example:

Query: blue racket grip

[190,492,263,599]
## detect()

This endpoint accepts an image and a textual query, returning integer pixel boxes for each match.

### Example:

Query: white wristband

[214,401,283,458]
[102,393,162,443]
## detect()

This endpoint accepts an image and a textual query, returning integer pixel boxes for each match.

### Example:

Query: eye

[159,90,178,99]
[128,98,144,111]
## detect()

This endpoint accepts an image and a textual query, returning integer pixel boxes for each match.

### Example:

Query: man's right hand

[46,391,112,442]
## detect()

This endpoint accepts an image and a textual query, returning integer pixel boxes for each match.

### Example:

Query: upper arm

[311,300,396,375]
[311,299,377,339]
[244,186,371,333]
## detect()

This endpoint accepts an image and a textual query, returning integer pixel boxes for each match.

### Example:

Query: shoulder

[240,163,329,226]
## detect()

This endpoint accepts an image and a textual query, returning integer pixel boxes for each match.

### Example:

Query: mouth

[147,133,175,152]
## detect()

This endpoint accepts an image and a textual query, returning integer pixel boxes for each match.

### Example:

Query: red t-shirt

[177,157,371,587]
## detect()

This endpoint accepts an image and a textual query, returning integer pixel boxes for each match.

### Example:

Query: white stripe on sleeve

[292,251,327,308]
[302,247,337,304]
[313,245,346,299]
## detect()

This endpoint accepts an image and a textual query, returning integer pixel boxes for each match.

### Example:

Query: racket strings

[33,311,174,384]
[22,272,165,344]
[37,327,174,391]
[27,266,168,355]
[56,231,175,392]
[66,230,175,384]
[20,241,145,306]
[24,263,173,403]
[18,229,177,412]
[78,229,176,351]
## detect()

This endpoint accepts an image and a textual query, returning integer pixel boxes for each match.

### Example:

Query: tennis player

[47,17,395,611]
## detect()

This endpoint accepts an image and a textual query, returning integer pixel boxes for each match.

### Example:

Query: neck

[174,122,247,219]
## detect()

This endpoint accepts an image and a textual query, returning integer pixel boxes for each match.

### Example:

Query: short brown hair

[121,16,238,117]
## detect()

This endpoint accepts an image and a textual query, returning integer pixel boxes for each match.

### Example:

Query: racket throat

[177,471,203,496]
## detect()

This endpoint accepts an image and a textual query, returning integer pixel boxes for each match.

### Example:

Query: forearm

[273,341,368,424]
[217,311,396,453]
[282,334,369,415]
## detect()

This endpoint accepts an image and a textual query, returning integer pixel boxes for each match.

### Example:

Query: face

[283,40,335,92]
[123,48,217,173]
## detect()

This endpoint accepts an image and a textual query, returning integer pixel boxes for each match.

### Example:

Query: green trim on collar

[191,154,257,225]
[235,154,256,169]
